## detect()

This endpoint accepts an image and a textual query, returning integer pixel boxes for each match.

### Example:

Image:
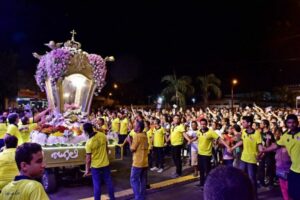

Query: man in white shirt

[184,121,199,177]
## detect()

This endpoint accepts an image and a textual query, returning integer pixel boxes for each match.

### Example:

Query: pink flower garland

[35,48,107,92]
[46,48,71,86]
[35,55,47,91]
[88,54,107,92]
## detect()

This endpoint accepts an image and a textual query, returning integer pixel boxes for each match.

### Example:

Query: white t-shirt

[215,129,223,137]
[187,130,198,152]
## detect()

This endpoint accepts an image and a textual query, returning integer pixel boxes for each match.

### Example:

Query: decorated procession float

[32,30,121,192]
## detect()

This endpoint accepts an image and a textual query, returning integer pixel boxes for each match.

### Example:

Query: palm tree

[197,73,222,106]
[161,73,194,107]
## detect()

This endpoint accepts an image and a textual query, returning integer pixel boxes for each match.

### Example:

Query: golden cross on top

[70,29,77,41]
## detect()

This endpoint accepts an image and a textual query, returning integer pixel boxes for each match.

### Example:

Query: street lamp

[113,83,118,89]
[191,98,196,104]
[157,97,163,104]
[157,96,163,110]
[231,79,238,112]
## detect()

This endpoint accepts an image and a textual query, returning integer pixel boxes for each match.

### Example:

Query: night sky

[1,0,300,102]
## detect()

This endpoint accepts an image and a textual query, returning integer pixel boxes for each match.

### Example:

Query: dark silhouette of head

[204,166,254,200]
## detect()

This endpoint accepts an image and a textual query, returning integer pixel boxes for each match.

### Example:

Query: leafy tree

[197,73,221,106]
[161,73,194,107]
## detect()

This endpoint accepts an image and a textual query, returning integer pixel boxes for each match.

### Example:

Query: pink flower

[88,54,107,92]
[35,47,107,94]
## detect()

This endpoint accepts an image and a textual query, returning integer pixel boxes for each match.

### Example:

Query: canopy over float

[33,30,114,114]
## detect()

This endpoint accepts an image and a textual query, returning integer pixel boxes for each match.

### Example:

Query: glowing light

[109,92,112,96]
[64,93,70,98]
[158,97,163,104]
[192,98,196,103]
[68,74,86,88]
[113,83,118,89]
[232,79,238,85]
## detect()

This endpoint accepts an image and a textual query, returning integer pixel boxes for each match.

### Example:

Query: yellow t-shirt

[146,129,153,151]
[277,131,300,173]
[85,132,109,168]
[101,124,108,133]
[241,129,262,164]
[101,116,108,123]
[6,124,23,146]
[170,124,185,146]
[111,118,120,133]
[19,125,30,143]
[0,123,7,139]
[0,179,49,200]
[197,129,219,156]
[0,148,19,191]
[153,127,166,148]
[19,123,37,143]
[129,129,136,137]
[131,133,149,168]
[120,118,129,135]
[17,118,34,128]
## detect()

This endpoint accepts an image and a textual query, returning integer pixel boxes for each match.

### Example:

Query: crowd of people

[0,104,299,200]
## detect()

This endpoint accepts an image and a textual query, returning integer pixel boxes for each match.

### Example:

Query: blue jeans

[130,166,147,200]
[239,161,257,197]
[91,166,115,200]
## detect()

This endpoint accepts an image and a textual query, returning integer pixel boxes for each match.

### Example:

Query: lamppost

[231,79,238,112]
[157,96,163,110]
[191,98,196,105]
[113,83,118,89]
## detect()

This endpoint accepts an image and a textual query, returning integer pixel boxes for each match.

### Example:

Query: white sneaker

[157,168,163,173]
[150,167,158,171]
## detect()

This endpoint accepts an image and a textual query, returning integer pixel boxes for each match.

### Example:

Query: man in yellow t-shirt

[231,116,263,197]
[263,114,300,200]
[0,135,19,191]
[166,115,185,178]
[111,112,120,134]
[191,118,229,187]
[144,121,153,170]
[96,118,108,135]
[19,116,38,143]
[130,120,148,200]
[119,112,129,156]
[0,142,49,200]
[6,113,23,146]
[0,116,7,149]
[83,123,115,200]
[120,114,129,136]
[150,118,166,173]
